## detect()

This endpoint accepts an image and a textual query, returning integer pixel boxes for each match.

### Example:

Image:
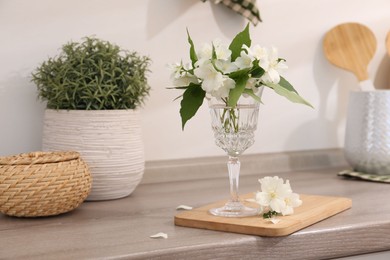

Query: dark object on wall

[202,0,262,25]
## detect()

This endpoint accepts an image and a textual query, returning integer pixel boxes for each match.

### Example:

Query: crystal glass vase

[209,99,260,217]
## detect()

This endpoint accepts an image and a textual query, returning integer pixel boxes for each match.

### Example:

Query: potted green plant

[32,37,151,200]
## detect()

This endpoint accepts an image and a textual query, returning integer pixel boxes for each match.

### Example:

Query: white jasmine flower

[256,176,290,213]
[247,44,268,61]
[255,176,302,216]
[245,78,259,90]
[215,60,239,74]
[234,50,254,69]
[210,77,235,99]
[172,74,199,87]
[194,61,224,93]
[196,43,213,66]
[213,39,232,61]
[196,40,232,66]
[281,192,302,216]
[168,62,184,79]
[261,47,288,84]
[250,45,270,71]
[168,62,198,87]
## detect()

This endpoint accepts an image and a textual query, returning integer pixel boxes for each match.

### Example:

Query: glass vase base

[209,201,259,218]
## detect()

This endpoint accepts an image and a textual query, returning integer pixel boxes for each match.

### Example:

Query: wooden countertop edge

[121,222,390,260]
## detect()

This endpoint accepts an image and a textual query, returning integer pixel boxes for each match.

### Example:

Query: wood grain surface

[175,194,352,237]
[386,31,390,56]
[323,22,376,81]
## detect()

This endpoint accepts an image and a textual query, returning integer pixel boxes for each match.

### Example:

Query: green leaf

[229,23,251,61]
[250,60,265,78]
[180,84,206,130]
[228,68,251,79]
[212,43,217,60]
[228,75,249,107]
[187,29,198,68]
[243,89,262,103]
[267,82,313,108]
[279,76,299,94]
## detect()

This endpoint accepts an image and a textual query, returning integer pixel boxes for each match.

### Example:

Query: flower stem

[220,107,239,133]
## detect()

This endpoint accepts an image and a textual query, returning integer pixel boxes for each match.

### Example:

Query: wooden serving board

[175,194,352,237]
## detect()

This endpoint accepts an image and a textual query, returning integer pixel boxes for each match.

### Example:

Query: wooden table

[1,150,390,259]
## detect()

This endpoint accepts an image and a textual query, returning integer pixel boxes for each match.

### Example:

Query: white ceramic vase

[344,90,390,175]
[42,109,144,200]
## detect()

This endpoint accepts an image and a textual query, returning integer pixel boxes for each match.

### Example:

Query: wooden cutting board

[175,194,352,237]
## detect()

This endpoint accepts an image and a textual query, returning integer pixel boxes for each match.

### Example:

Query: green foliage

[187,29,198,69]
[228,74,249,107]
[267,77,313,108]
[32,37,151,110]
[228,23,251,61]
[179,84,205,130]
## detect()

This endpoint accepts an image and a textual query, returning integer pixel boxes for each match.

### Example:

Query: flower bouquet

[169,23,312,130]
[169,24,311,217]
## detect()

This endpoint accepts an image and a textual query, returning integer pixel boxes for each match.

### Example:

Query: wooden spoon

[386,31,390,56]
[323,22,377,90]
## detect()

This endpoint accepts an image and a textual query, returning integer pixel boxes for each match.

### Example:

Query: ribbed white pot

[42,109,144,201]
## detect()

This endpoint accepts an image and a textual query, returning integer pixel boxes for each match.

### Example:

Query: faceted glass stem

[228,156,240,203]
[209,156,258,217]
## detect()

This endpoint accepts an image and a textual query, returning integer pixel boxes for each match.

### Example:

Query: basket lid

[0,151,81,165]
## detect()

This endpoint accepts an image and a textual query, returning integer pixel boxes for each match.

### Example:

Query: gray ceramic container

[344,90,390,175]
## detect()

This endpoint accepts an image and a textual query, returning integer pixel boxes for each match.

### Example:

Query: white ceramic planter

[42,109,144,200]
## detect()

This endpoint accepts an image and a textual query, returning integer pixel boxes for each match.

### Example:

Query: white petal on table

[150,232,168,239]
[176,205,193,210]
[269,218,281,224]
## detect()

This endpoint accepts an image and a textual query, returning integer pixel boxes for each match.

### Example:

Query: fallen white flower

[281,191,302,216]
[255,176,302,216]
[256,176,291,213]
[176,205,193,210]
[150,232,168,239]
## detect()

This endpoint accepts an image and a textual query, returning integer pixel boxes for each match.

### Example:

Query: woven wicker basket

[0,151,92,217]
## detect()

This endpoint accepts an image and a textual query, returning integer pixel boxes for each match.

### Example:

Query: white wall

[0,0,389,161]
